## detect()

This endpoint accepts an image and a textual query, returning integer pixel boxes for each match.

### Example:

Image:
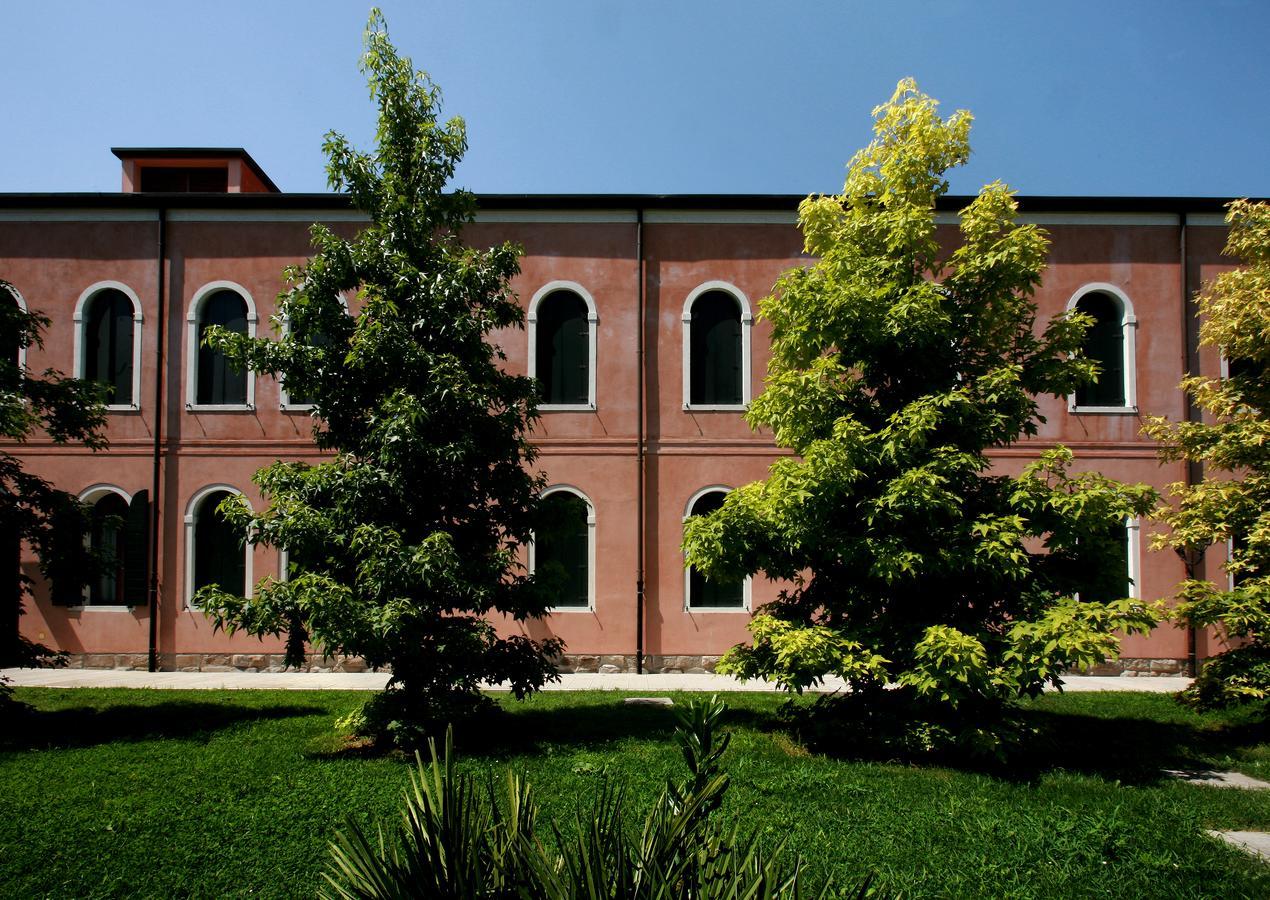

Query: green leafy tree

[0,279,109,711]
[682,81,1158,753]
[1144,200,1270,709]
[198,11,561,745]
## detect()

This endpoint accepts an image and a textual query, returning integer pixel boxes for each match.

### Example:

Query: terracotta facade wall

[0,201,1238,669]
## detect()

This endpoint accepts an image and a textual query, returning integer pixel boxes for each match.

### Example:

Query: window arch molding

[4,282,29,370]
[682,485,751,612]
[75,484,133,610]
[73,281,144,410]
[1065,283,1137,413]
[186,280,258,410]
[527,281,598,410]
[183,483,253,609]
[530,484,597,612]
[278,291,350,411]
[681,281,752,411]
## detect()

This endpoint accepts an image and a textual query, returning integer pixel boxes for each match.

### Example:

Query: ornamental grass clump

[321,697,874,899]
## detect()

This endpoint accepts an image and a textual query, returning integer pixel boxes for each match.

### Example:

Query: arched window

[72,487,150,608]
[188,282,256,409]
[528,282,597,409]
[1067,284,1136,412]
[532,487,595,610]
[1075,518,1139,602]
[682,282,751,409]
[3,283,25,370]
[684,488,747,610]
[185,487,249,606]
[74,282,142,409]
[280,293,351,410]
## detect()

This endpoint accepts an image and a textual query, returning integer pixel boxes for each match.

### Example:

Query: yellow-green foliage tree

[1144,200,1270,709]
[682,81,1159,754]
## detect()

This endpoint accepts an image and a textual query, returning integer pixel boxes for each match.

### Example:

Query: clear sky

[3,1,1268,198]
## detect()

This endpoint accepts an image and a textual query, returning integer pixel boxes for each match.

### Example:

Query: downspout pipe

[147,207,166,672]
[1179,209,1200,678]
[635,208,646,674]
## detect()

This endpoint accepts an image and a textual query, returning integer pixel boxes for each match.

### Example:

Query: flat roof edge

[0,191,1261,214]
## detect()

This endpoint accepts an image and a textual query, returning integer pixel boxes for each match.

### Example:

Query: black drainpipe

[635,208,646,674]
[1179,210,1200,678]
[147,206,166,672]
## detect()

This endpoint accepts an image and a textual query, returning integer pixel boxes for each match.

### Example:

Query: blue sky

[3,1,1268,197]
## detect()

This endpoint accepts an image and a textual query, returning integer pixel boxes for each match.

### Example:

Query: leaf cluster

[685,81,1156,736]
[1143,200,1270,710]
[195,11,560,733]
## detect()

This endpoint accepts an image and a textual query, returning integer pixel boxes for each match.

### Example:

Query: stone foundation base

[59,652,372,674]
[1080,657,1190,676]
[55,653,1193,677]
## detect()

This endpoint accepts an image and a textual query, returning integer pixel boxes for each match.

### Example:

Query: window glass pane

[687,490,744,608]
[197,290,248,405]
[1076,522,1130,602]
[536,291,589,405]
[536,491,589,608]
[194,491,245,597]
[85,289,134,405]
[690,291,742,406]
[1074,292,1125,407]
[88,493,128,605]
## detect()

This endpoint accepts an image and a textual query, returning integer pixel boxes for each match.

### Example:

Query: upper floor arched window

[682,282,751,410]
[74,282,142,409]
[1067,284,1136,412]
[683,487,747,610]
[529,282,597,409]
[532,485,595,610]
[188,282,257,409]
[3,282,26,371]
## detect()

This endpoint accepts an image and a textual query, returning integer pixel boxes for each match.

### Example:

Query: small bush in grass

[322,696,879,899]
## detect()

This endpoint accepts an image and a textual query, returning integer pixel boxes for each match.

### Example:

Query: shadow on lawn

[3,700,324,751]
[1003,706,1270,786]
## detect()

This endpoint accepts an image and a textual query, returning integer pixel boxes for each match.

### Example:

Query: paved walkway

[2,667,1192,693]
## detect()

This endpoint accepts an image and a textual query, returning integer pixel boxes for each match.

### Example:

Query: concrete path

[1165,769,1270,791]
[1,667,1192,693]
[1208,831,1270,863]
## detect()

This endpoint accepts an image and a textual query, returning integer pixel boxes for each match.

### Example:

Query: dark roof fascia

[109,147,282,193]
[0,191,1261,215]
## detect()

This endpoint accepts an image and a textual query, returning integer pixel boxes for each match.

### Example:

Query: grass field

[4,687,1270,898]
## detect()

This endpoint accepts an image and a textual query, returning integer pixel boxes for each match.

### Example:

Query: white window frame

[682,281,752,412]
[73,484,134,611]
[527,281,598,411]
[683,485,751,612]
[184,484,253,609]
[72,281,144,411]
[278,291,350,411]
[1065,283,1137,414]
[529,484,597,613]
[4,283,28,370]
[186,281,258,411]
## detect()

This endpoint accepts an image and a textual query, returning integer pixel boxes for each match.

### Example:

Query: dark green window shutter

[197,291,248,405]
[123,490,150,606]
[687,491,744,608]
[194,491,246,597]
[536,491,590,608]
[536,291,589,405]
[690,291,742,406]
[85,289,134,405]
[1074,293,1125,407]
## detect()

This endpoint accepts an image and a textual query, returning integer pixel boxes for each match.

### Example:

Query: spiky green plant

[321,697,877,899]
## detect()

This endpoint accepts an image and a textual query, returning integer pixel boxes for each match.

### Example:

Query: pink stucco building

[0,149,1247,674]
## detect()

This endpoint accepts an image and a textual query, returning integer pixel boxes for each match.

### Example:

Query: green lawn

[4,688,1270,898]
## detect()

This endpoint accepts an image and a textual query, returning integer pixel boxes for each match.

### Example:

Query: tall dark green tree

[0,279,108,672]
[682,81,1158,753]
[198,11,560,745]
